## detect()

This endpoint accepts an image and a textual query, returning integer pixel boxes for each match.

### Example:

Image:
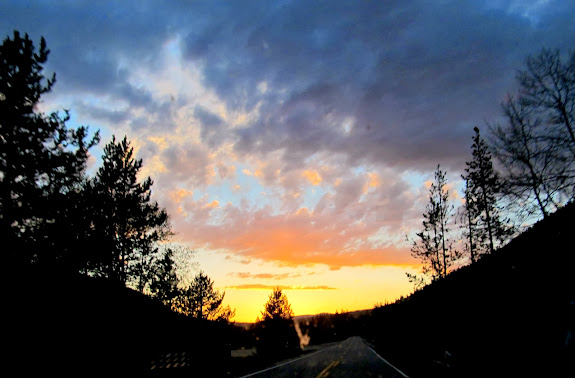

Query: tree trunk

[466,203,475,263]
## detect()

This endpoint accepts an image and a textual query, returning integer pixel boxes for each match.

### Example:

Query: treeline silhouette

[407,48,574,286]
[0,31,168,285]
[381,47,574,377]
[0,31,235,376]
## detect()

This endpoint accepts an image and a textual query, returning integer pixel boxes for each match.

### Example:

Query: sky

[2,0,574,323]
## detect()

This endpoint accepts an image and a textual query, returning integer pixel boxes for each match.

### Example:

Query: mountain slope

[371,202,575,377]
[5,269,229,375]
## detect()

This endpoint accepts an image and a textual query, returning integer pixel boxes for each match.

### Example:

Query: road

[240,337,408,378]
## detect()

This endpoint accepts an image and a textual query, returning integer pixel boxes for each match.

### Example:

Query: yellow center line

[316,360,341,378]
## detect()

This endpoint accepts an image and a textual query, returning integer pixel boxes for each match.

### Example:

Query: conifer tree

[173,271,234,322]
[256,287,297,356]
[462,127,512,258]
[460,180,479,263]
[89,136,170,285]
[408,165,458,284]
[0,31,99,267]
[261,287,294,321]
[147,248,180,304]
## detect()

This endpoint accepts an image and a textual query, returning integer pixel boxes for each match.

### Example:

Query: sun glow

[215,265,417,323]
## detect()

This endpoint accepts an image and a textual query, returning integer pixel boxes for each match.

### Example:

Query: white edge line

[238,347,331,378]
[368,346,410,378]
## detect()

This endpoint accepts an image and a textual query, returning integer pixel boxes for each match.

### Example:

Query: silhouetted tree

[256,287,297,357]
[0,31,99,267]
[517,49,575,158]
[408,165,458,285]
[261,287,294,321]
[88,136,170,285]
[490,48,575,220]
[459,180,479,263]
[173,271,235,322]
[147,247,179,305]
[462,127,512,260]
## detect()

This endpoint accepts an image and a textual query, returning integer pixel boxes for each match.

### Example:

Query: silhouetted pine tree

[408,165,458,284]
[261,287,294,321]
[460,180,479,263]
[147,247,179,304]
[173,271,234,322]
[88,136,170,285]
[256,287,297,357]
[462,127,512,259]
[0,31,99,267]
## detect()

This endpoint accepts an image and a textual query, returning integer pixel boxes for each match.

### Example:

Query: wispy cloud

[226,284,336,291]
[228,272,305,280]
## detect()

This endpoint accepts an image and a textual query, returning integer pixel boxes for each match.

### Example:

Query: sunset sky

[2,1,574,322]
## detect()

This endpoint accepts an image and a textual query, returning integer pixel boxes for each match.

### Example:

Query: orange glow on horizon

[223,276,415,323]
[208,262,419,323]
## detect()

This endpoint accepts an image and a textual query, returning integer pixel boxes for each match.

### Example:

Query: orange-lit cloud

[228,272,307,280]
[204,200,220,208]
[169,188,193,203]
[147,135,168,149]
[173,193,418,269]
[364,172,379,193]
[163,165,429,270]
[302,170,322,186]
[226,284,336,290]
[169,188,194,213]
[242,168,263,177]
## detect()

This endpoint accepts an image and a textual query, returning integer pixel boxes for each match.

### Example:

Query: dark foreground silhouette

[4,269,230,376]
[4,203,574,376]
[368,202,575,377]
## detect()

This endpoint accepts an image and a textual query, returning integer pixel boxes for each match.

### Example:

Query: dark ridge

[371,202,575,377]
[4,269,230,376]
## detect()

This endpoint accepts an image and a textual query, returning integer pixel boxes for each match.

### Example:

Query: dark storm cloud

[1,0,574,173]
[1,1,166,85]
[194,105,227,149]
[176,0,575,171]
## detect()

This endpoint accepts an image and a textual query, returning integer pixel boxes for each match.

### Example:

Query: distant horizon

[233,308,373,326]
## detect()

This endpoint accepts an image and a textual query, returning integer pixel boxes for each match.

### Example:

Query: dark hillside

[371,202,575,377]
[4,269,230,376]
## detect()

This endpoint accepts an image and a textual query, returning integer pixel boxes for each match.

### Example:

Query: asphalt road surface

[241,337,409,378]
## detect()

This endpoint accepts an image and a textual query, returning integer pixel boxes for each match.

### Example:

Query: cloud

[204,200,219,209]
[1,0,574,271]
[302,170,322,186]
[173,0,572,172]
[228,272,304,280]
[195,105,226,148]
[4,1,571,175]
[225,284,336,291]
[171,167,422,269]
